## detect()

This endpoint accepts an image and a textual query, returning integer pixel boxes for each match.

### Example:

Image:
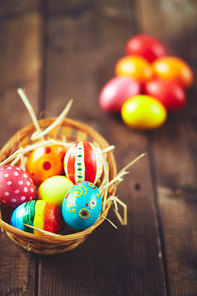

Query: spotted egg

[64,140,103,185]
[10,200,62,235]
[0,165,36,207]
[62,181,102,230]
[26,144,66,185]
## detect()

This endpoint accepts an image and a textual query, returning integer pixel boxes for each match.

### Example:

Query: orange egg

[26,145,66,185]
[115,55,153,83]
[152,56,194,88]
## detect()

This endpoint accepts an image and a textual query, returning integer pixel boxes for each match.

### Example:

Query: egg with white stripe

[64,141,103,185]
[0,165,36,207]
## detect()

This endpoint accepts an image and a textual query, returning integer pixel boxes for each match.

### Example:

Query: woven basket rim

[0,117,114,157]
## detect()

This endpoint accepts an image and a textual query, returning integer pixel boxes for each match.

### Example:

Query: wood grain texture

[135,0,197,295]
[0,0,41,18]
[37,2,166,295]
[47,0,93,15]
[0,11,43,148]
[43,8,133,122]
[0,231,37,296]
[149,108,197,296]
[0,7,42,296]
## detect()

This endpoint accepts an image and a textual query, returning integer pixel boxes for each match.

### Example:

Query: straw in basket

[0,89,145,254]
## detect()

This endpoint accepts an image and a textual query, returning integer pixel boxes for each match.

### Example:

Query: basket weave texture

[0,118,117,254]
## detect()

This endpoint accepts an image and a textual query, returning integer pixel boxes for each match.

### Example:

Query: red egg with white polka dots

[0,165,36,207]
[26,145,66,185]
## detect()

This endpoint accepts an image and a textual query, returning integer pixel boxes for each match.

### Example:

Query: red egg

[64,141,103,185]
[144,79,187,111]
[26,144,66,185]
[125,34,168,63]
[99,76,141,113]
[0,165,36,207]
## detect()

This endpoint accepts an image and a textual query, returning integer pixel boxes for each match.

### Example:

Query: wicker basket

[0,118,117,254]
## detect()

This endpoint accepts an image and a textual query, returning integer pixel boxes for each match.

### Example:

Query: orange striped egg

[64,141,103,185]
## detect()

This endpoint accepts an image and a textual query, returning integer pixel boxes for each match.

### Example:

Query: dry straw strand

[107,195,127,225]
[102,153,147,191]
[23,224,61,236]
[0,88,145,254]
[31,99,73,141]
[17,88,42,135]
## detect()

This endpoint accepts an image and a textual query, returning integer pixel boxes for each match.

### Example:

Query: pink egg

[0,165,36,208]
[99,76,141,113]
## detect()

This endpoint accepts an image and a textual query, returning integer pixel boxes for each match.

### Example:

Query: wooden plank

[0,0,41,18]
[37,134,166,296]
[149,107,197,296]
[37,2,166,295]
[47,0,94,15]
[43,6,133,122]
[0,11,43,147]
[135,0,197,295]
[0,231,37,296]
[0,10,43,296]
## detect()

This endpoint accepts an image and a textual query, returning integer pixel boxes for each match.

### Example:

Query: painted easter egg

[26,144,66,185]
[64,141,103,185]
[121,95,167,130]
[38,175,74,208]
[125,34,168,63]
[10,200,62,235]
[152,56,194,88]
[0,165,36,207]
[144,79,187,111]
[99,76,141,113]
[115,55,153,83]
[62,181,102,230]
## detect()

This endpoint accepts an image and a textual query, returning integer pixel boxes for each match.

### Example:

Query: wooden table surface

[0,0,197,295]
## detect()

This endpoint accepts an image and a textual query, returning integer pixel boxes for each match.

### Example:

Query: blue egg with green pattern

[62,181,102,230]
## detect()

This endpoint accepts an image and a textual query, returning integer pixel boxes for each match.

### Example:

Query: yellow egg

[37,175,74,208]
[121,95,167,130]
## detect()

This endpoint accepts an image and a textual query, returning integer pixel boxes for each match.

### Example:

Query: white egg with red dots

[62,181,102,230]
[0,165,36,207]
